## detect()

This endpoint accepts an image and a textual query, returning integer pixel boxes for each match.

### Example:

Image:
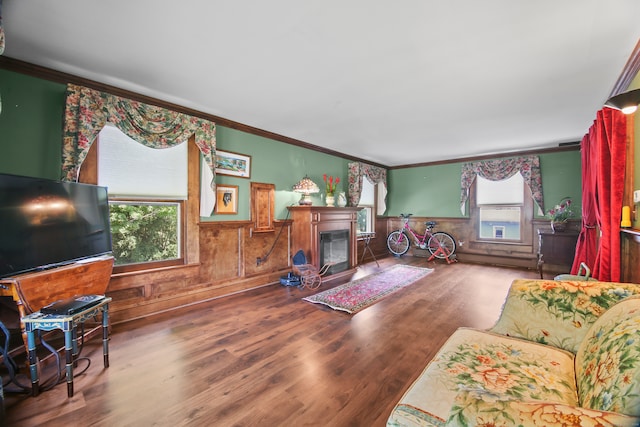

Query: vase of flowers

[547,197,573,232]
[323,174,340,207]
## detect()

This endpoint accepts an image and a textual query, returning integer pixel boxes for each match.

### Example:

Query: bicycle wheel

[427,232,456,259]
[387,231,410,256]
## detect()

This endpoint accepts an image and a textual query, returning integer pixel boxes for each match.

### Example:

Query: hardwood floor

[3,258,539,426]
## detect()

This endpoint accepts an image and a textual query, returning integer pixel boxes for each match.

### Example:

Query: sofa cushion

[490,279,640,354]
[576,295,640,416]
[387,328,577,427]
[444,398,640,427]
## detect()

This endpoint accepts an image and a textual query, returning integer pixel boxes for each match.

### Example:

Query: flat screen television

[0,173,112,279]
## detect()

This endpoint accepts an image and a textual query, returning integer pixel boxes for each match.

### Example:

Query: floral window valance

[347,162,388,215]
[61,84,216,197]
[460,156,544,215]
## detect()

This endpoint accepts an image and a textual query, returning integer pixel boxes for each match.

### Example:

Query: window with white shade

[475,173,524,240]
[98,124,187,198]
[97,124,187,269]
[357,178,376,234]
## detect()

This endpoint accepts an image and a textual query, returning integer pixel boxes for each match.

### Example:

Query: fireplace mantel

[287,206,361,280]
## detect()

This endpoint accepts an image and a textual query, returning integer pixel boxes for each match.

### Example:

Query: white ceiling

[3,1,640,166]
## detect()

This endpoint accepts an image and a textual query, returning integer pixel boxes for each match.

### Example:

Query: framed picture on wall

[215,184,239,214]
[215,150,252,178]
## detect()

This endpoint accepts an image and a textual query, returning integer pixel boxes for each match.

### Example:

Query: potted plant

[547,197,574,232]
[323,174,340,207]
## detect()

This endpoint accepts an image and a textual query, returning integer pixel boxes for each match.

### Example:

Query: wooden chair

[291,250,333,290]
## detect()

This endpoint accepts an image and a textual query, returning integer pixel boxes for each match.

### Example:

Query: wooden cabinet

[251,182,275,233]
[621,229,640,283]
[537,229,579,278]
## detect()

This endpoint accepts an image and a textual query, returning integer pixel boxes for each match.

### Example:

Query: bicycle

[386,214,457,262]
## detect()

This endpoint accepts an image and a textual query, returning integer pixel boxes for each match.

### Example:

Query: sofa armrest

[490,279,640,353]
[445,395,640,427]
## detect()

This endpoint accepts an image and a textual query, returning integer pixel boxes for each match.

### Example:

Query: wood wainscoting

[621,229,640,283]
[103,221,638,325]
[380,215,571,272]
[106,220,293,323]
[107,213,392,324]
[86,214,575,324]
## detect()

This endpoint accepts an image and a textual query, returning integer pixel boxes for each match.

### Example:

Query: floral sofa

[387,279,640,426]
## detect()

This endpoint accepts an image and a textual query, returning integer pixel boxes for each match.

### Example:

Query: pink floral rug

[302,264,434,314]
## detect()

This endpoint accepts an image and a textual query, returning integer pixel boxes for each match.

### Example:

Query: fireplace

[320,230,349,275]
[287,206,361,280]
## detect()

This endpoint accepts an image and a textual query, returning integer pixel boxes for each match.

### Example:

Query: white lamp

[292,176,319,205]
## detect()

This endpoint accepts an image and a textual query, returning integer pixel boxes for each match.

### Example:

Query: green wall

[387,150,582,218]
[387,164,462,217]
[0,67,583,222]
[538,151,583,216]
[0,69,66,179]
[0,69,352,221]
[212,126,350,220]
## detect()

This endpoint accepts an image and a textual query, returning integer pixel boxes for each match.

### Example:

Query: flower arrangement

[323,174,340,196]
[547,197,574,223]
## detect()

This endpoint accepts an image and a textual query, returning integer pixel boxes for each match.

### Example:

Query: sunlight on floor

[351,306,380,341]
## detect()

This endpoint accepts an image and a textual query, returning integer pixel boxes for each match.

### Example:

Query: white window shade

[98,125,188,199]
[476,173,524,205]
[360,178,375,205]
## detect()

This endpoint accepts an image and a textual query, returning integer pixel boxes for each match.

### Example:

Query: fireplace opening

[320,229,349,275]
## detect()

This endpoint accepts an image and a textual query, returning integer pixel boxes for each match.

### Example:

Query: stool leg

[64,329,74,397]
[0,378,5,426]
[71,325,79,368]
[102,306,110,368]
[26,329,39,397]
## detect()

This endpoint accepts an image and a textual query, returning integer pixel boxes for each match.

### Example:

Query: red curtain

[572,108,627,281]
[572,131,598,275]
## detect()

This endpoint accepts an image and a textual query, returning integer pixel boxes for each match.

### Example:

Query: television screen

[0,173,112,279]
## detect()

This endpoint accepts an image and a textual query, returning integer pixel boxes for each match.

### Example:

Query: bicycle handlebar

[399,213,436,229]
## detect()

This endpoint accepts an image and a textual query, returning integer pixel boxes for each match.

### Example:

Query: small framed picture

[215,150,251,178]
[215,184,238,214]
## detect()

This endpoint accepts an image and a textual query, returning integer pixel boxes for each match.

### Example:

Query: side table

[537,229,579,279]
[22,297,112,397]
[359,233,379,267]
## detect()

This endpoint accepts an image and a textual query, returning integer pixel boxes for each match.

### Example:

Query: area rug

[303,264,434,314]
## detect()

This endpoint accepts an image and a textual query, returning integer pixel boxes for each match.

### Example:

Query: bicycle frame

[399,216,431,249]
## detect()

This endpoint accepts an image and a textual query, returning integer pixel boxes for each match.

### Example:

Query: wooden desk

[537,229,579,278]
[0,255,113,354]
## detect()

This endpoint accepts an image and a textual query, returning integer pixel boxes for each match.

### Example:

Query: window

[357,178,376,234]
[97,125,188,270]
[476,173,524,241]
[108,200,182,264]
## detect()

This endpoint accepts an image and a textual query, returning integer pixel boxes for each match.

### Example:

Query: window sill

[111,262,201,278]
[357,232,376,240]
[472,239,525,246]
